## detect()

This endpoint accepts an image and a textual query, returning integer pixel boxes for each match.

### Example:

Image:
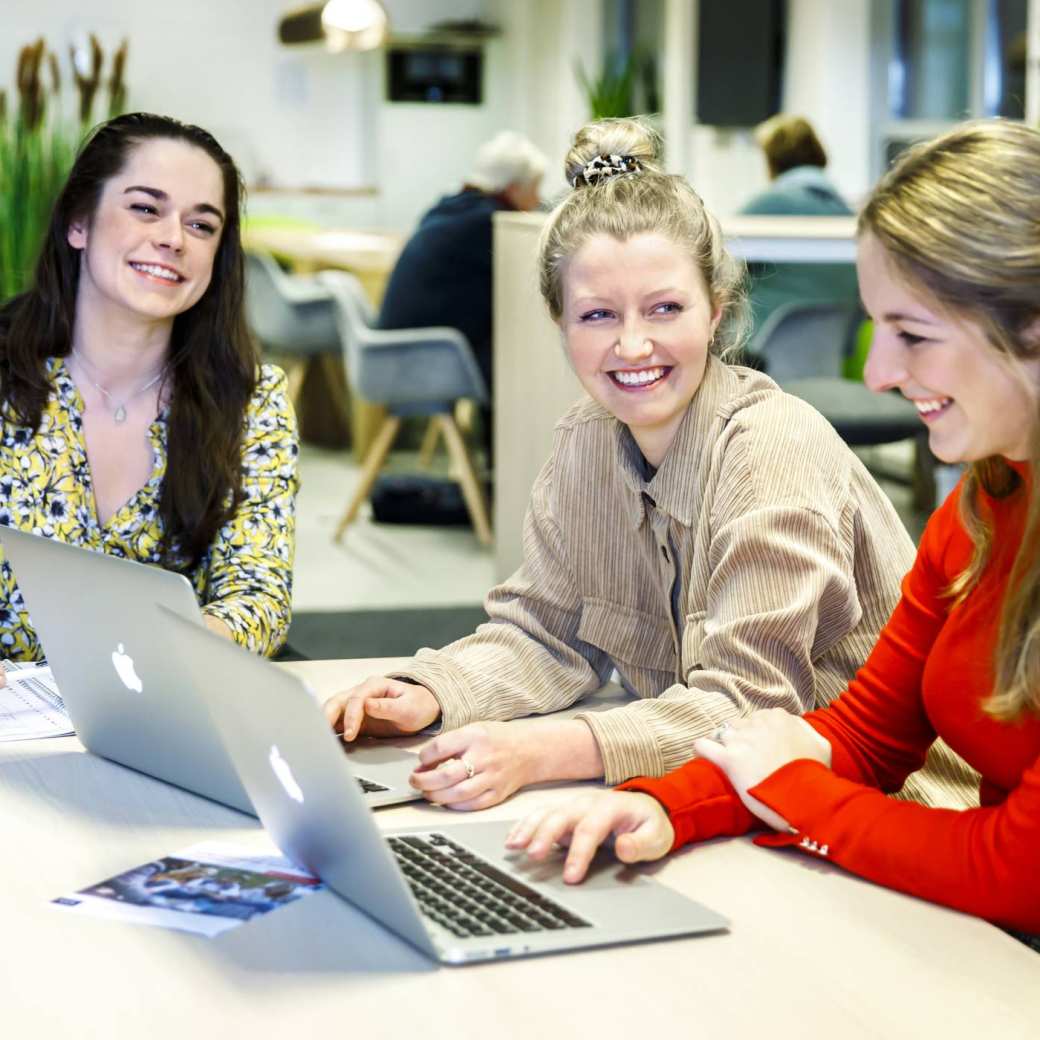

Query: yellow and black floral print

[0,358,299,659]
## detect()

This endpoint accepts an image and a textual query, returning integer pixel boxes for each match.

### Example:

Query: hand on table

[409,720,543,812]
[323,676,441,741]
[693,708,832,833]
[505,790,675,884]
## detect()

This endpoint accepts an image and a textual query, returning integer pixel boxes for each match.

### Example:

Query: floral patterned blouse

[0,358,299,659]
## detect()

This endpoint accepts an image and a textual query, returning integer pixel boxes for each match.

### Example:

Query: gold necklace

[71,350,168,424]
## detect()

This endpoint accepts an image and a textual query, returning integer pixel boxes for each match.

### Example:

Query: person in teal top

[740,115,860,342]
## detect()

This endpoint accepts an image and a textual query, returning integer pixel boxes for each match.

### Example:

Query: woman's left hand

[410,720,547,812]
[693,709,832,832]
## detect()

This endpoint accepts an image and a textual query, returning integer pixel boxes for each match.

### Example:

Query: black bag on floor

[370,475,472,526]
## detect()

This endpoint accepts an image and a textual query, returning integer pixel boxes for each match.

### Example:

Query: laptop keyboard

[356,775,390,794]
[387,833,591,939]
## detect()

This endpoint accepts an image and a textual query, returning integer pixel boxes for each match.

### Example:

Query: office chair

[243,251,341,407]
[744,300,935,510]
[317,269,493,546]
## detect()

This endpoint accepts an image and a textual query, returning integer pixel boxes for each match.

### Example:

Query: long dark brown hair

[0,112,258,569]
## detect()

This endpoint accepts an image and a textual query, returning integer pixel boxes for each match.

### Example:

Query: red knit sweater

[620,464,1040,932]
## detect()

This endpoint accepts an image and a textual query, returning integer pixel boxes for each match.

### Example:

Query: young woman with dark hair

[0,112,298,662]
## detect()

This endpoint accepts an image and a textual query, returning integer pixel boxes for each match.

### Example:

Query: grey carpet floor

[280,605,487,661]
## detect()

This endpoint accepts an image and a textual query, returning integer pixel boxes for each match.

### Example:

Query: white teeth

[614,366,666,386]
[913,397,951,414]
[131,262,181,282]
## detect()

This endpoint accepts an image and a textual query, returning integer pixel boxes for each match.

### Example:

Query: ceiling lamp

[321,0,389,51]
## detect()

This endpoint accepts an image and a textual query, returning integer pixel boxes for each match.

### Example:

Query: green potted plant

[0,35,128,302]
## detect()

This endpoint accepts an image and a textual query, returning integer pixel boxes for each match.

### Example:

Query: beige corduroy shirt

[396,359,977,808]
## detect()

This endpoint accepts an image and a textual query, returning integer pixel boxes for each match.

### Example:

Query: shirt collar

[613,356,747,529]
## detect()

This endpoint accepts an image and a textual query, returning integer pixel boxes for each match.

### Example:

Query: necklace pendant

[113,404,128,424]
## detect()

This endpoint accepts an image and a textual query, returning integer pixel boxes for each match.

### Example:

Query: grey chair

[744,300,934,510]
[317,269,492,546]
[244,251,341,406]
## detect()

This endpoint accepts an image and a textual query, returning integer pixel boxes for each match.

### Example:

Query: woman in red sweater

[507,120,1040,938]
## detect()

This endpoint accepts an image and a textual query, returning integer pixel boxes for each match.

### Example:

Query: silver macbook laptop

[0,526,421,812]
[162,607,729,965]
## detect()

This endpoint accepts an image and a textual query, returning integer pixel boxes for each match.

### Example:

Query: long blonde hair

[860,120,1040,721]
[537,116,748,355]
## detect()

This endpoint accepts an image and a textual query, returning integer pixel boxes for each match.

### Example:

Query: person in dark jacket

[379,131,546,400]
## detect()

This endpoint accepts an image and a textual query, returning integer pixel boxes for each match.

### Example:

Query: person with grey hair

[377,130,547,407]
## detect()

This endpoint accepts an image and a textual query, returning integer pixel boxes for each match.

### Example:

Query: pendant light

[320,0,389,52]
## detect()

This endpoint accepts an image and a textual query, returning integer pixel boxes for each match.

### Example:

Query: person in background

[740,114,860,343]
[325,117,975,815]
[378,130,547,404]
[507,120,1040,945]
[0,112,299,669]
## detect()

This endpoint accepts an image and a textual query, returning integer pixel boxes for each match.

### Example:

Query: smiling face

[858,232,1040,463]
[560,232,721,467]
[67,136,226,327]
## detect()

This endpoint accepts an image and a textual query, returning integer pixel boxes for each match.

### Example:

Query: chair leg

[418,418,442,468]
[283,358,308,411]
[333,414,401,543]
[437,414,493,547]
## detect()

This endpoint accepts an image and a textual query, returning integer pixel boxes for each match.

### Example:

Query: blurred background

[1,0,1035,658]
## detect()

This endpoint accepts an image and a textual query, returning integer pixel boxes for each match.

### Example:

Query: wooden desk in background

[243,227,404,461]
[1,655,1037,1039]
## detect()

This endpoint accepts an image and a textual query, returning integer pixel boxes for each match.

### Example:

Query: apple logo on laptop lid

[111,643,143,693]
[269,745,305,803]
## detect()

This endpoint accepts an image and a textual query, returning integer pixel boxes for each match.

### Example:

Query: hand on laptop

[506,790,675,884]
[324,677,441,741]
[409,720,542,811]
[410,718,603,812]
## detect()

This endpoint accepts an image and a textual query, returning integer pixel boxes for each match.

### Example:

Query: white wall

[1,0,877,227]
[1,0,369,189]
[783,0,873,205]
[680,0,874,216]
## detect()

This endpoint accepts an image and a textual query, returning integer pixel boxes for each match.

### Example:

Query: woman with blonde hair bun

[326,117,973,813]
[509,119,1040,944]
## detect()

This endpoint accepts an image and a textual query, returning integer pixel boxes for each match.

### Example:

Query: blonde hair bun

[564,116,662,188]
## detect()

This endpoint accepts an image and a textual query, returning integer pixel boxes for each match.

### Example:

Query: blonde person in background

[508,120,1040,945]
[325,118,975,812]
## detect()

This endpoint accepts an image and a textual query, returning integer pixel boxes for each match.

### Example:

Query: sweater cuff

[578,707,667,785]
[747,759,843,856]
[389,648,482,732]
[618,759,758,851]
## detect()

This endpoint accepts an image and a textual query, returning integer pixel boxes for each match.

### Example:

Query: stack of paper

[0,661,73,741]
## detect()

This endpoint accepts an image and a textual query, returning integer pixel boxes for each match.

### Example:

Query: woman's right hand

[505,790,675,883]
[322,676,441,741]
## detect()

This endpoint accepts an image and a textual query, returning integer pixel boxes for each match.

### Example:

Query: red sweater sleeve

[621,487,1040,930]
[748,754,1040,932]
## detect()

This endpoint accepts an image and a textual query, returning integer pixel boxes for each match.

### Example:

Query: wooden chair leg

[418,418,441,468]
[438,414,493,547]
[333,414,401,543]
[284,358,308,411]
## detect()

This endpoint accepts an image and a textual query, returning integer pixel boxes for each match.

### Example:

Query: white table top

[496,210,859,263]
[2,658,1036,1039]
